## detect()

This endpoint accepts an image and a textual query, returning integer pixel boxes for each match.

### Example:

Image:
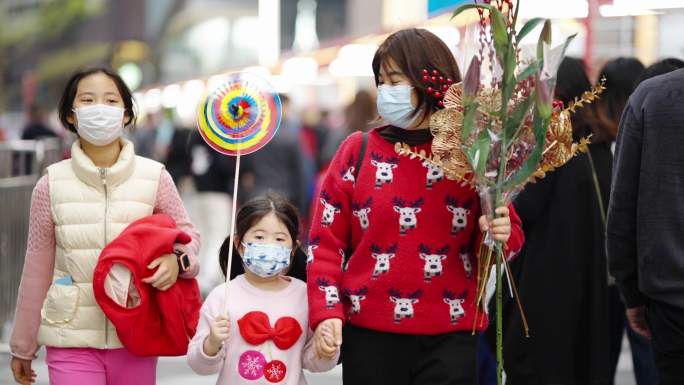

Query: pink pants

[46,347,157,385]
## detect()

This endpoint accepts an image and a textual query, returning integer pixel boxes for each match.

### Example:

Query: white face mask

[73,104,125,146]
[241,242,292,278]
[376,84,418,129]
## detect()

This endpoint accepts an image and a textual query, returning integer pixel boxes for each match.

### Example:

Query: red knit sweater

[307,127,524,335]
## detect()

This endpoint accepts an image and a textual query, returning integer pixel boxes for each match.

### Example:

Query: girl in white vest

[9,68,201,385]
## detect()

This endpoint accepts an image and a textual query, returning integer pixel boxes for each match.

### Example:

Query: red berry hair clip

[421,68,454,108]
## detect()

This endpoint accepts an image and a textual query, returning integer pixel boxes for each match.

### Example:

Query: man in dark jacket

[241,95,313,217]
[188,131,236,294]
[607,68,684,385]
[21,105,57,140]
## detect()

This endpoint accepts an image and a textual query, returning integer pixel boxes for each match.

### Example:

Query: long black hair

[638,58,684,85]
[218,194,307,281]
[594,57,645,142]
[58,67,136,134]
[555,57,593,141]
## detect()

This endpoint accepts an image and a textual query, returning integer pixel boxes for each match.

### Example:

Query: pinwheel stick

[195,73,282,315]
[223,151,241,315]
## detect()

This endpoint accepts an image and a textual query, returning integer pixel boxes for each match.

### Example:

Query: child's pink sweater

[187,275,338,384]
[10,170,200,360]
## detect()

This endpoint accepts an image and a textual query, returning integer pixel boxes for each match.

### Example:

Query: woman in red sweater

[306,28,524,384]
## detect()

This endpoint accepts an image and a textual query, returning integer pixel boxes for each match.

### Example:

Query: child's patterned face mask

[241,242,291,278]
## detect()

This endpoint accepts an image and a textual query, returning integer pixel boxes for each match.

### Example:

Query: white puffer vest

[38,139,163,349]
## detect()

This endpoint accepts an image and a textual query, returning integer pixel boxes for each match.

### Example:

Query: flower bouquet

[394,1,604,383]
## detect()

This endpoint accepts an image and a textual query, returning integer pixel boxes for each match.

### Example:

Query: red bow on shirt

[237,311,303,350]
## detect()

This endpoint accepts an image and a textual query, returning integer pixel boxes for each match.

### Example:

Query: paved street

[0,341,637,385]
[0,349,341,385]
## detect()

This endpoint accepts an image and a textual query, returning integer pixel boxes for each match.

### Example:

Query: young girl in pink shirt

[187,194,338,384]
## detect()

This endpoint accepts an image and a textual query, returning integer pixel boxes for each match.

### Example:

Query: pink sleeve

[10,176,55,360]
[186,286,225,375]
[302,327,339,372]
[154,169,201,279]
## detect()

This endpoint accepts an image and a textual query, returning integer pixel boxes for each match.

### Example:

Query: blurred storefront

[2,0,684,135]
[2,3,684,379]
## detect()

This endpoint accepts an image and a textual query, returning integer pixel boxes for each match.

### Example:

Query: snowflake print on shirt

[264,360,287,383]
[238,350,266,380]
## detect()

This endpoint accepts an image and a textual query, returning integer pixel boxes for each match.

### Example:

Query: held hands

[478,206,512,243]
[142,253,179,291]
[203,314,231,357]
[314,318,342,360]
[11,357,36,385]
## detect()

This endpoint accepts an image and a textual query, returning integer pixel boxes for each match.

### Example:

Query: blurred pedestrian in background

[637,58,684,85]
[21,105,57,141]
[242,94,313,219]
[310,90,376,222]
[501,57,613,385]
[594,58,661,385]
[320,90,377,166]
[607,65,684,385]
[188,131,236,294]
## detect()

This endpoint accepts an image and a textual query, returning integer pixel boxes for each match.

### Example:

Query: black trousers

[342,324,479,385]
[647,301,684,385]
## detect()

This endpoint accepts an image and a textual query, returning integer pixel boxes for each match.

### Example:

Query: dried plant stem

[542,140,558,156]
[475,243,494,307]
[503,255,530,337]
[565,78,606,114]
[473,239,494,333]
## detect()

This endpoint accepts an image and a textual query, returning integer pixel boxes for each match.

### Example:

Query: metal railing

[0,138,63,178]
[0,175,36,342]
[0,139,63,342]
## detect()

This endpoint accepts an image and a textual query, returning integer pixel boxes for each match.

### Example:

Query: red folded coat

[93,214,201,356]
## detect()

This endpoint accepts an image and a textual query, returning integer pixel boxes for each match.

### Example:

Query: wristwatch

[174,249,191,273]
